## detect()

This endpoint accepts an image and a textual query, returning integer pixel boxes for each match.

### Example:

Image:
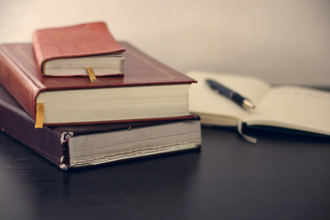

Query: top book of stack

[32,22,125,77]
[0,41,196,127]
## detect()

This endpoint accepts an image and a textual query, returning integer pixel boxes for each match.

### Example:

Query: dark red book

[0,84,201,169]
[0,42,196,127]
[33,22,125,76]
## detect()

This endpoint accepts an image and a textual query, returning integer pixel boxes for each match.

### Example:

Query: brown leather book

[33,22,125,76]
[0,84,201,169]
[0,42,196,127]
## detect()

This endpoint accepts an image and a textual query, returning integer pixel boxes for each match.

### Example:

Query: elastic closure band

[237,121,257,144]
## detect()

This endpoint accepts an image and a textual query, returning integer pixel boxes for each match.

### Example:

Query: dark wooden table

[0,126,329,220]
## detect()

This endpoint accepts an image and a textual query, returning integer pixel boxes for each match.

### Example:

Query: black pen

[206,79,255,109]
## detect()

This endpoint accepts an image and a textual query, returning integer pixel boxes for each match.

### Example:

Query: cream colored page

[186,71,271,123]
[246,86,330,135]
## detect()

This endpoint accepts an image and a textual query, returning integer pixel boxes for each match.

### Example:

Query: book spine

[32,32,44,72]
[0,45,40,120]
[0,98,66,168]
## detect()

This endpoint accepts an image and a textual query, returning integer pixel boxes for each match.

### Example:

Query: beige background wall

[1,0,329,86]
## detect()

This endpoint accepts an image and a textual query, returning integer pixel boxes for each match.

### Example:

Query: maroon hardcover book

[0,84,201,169]
[0,42,196,126]
[33,22,125,76]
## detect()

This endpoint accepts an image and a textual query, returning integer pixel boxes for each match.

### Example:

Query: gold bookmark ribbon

[35,103,44,128]
[86,68,99,82]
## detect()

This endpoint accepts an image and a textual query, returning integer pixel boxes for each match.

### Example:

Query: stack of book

[0,22,202,170]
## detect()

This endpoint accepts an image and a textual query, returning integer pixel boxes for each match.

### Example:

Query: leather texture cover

[32,22,125,73]
[0,42,196,125]
[0,84,200,169]
[0,85,64,167]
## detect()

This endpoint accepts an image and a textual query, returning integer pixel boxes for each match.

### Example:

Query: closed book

[0,85,201,169]
[33,22,125,76]
[0,42,196,126]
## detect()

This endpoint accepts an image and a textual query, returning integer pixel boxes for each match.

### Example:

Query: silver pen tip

[243,99,255,109]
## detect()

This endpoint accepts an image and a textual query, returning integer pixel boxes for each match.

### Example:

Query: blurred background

[1,0,329,86]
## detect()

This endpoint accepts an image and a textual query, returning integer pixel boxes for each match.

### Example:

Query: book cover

[32,22,125,74]
[0,42,196,126]
[0,85,201,169]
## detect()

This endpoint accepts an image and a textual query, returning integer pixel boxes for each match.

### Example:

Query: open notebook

[186,70,330,138]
